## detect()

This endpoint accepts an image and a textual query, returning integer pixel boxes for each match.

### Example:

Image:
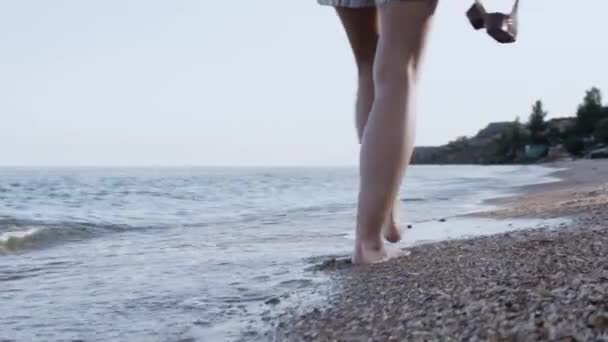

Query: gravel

[269,160,608,341]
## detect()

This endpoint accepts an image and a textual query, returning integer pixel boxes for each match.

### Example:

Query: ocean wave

[400,197,427,202]
[0,226,92,254]
[0,218,136,254]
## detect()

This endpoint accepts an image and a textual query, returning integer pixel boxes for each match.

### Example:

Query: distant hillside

[411,118,577,165]
[412,88,608,164]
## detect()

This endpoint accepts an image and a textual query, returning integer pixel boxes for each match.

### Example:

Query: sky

[1,0,607,167]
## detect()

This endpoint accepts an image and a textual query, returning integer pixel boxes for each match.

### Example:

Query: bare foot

[382,208,402,243]
[352,239,406,265]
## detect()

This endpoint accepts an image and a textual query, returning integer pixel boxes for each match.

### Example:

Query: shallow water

[0,165,560,341]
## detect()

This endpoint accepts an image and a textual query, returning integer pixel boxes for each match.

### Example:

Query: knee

[356,60,374,80]
[373,59,415,90]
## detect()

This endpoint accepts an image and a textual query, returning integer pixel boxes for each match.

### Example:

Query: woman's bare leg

[335,7,377,138]
[335,7,402,243]
[353,1,437,265]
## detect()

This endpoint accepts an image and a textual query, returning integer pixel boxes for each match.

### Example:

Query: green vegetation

[490,87,608,162]
[447,136,470,151]
[527,100,548,144]
[412,86,608,164]
[595,118,608,144]
[494,117,528,163]
[564,136,585,156]
[576,87,605,136]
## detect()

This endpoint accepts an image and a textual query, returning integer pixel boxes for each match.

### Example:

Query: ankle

[355,233,383,250]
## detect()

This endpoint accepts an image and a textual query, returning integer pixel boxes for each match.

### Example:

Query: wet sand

[272,159,608,341]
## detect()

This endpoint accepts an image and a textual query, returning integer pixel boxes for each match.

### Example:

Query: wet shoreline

[271,159,608,341]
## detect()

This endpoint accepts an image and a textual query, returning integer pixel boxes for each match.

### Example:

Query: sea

[0,165,561,341]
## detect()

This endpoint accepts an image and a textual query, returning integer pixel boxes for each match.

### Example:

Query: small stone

[439,219,446,222]
[535,318,544,328]
[587,312,608,328]
[407,224,413,229]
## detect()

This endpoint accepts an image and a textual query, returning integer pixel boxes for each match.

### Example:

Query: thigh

[335,7,378,65]
[375,0,437,77]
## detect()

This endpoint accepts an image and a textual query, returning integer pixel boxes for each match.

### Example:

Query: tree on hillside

[511,116,529,151]
[447,136,469,151]
[494,117,529,162]
[547,126,560,145]
[564,136,585,156]
[595,118,608,144]
[527,100,548,144]
[576,87,604,135]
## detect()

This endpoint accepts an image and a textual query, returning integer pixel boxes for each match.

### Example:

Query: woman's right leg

[353,0,437,265]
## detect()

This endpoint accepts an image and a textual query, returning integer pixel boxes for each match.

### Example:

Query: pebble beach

[272,159,608,341]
